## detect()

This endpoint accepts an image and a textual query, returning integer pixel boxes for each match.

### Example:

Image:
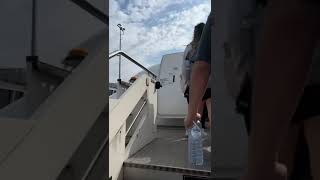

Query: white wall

[157,52,187,119]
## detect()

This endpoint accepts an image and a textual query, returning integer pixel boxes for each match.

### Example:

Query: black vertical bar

[119,29,121,81]
[27,0,38,67]
[31,0,37,56]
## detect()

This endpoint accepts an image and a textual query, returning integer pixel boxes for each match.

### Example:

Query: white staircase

[0,31,107,180]
[109,74,157,180]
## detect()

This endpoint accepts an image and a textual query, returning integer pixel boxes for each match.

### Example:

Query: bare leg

[206,98,211,129]
[304,116,320,180]
[197,101,205,119]
[245,1,318,179]
[185,61,210,128]
[277,124,300,177]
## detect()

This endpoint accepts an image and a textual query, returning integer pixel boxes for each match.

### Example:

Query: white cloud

[109,0,210,82]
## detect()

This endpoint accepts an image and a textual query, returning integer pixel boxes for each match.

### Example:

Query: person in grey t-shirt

[181,22,209,134]
[185,12,212,129]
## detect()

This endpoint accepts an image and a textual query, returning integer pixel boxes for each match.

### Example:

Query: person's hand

[184,115,193,129]
[240,162,287,180]
[184,113,201,129]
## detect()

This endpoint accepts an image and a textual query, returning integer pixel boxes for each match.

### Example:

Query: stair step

[156,118,185,127]
[123,162,239,180]
[123,162,211,180]
[124,162,211,176]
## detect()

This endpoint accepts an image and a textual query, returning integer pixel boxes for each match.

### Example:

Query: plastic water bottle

[188,120,203,166]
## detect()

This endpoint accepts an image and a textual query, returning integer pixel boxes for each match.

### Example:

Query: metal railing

[109,50,157,80]
[0,80,26,92]
[24,2,108,179]
[27,0,107,68]
[81,135,108,180]
[80,104,108,180]
[70,0,108,24]
[125,99,147,136]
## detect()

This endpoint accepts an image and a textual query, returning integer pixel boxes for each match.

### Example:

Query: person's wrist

[186,112,195,120]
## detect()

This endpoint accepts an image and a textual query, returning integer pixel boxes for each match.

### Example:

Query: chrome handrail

[109,50,157,79]
[125,99,147,136]
[81,135,108,180]
[70,0,108,25]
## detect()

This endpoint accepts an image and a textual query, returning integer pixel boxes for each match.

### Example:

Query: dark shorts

[288,85,320,179]
[237,83,320,133]
[184,86,211,104]
[238,84,320,179]
[292,85,320,123]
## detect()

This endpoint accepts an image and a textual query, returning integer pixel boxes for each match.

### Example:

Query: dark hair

[190,22,205,48]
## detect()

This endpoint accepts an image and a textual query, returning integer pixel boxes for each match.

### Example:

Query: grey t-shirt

[194,12,212,88]
[180,44,193,93]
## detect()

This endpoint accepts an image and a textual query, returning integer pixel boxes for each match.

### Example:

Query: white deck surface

[125,126,211,171]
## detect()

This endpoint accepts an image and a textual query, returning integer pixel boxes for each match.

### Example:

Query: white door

[157,52,188,119]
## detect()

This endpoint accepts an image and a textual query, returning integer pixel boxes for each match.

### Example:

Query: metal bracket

[70,0,108,24]
[155,81,162,89]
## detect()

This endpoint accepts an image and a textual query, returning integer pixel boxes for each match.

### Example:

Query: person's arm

[245,2,317,179]
[185,61,210,128]
[185,13,212,128]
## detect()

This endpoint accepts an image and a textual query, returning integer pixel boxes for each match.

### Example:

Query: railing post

[31,0,37,57]
[108,51,157,80]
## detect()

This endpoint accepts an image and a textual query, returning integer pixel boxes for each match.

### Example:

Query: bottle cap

[193,121,200,129]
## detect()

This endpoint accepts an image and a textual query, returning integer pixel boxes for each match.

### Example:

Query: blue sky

[109,0,211,82]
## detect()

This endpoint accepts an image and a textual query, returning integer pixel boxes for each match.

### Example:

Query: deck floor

[125,126,211,171]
